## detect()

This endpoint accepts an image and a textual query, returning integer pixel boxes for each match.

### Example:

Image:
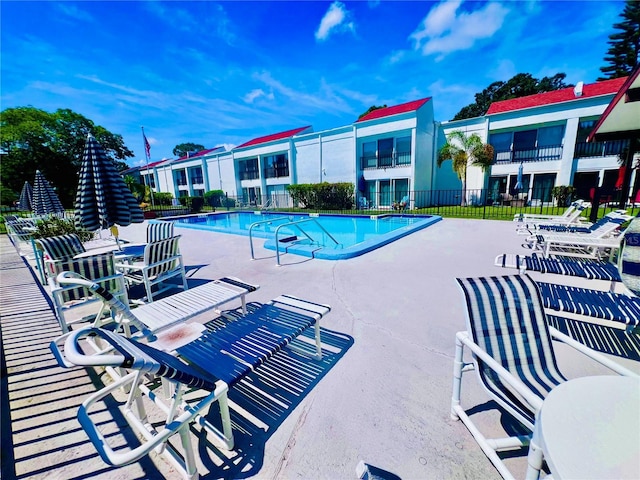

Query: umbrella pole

[110,226,122,251]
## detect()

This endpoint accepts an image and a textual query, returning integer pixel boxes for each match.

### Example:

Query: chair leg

[451,334,465,420]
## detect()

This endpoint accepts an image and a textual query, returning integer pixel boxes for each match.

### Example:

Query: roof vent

[574,81,584,97]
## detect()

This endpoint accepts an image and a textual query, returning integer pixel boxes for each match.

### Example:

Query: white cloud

[315,2,355,42]
[242,88,274,104]
[410,1,509,59]
[54,4,94,22]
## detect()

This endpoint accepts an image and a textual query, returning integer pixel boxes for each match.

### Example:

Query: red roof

[486,77,627,115]
[236,126,311,149]
[588,67,640,142]
[355,98,431,122]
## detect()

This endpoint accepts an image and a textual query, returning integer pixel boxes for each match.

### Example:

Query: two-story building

[442,77,634,206]
[138,75,638,209]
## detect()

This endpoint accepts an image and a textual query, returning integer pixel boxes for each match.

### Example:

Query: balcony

[493,145,563,164]
[360,151,412,170]
[264,166,289,179]
[574,139,629,158]
[240,171,260,181]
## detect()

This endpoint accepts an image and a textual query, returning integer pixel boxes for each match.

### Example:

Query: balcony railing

[190,177,203,185]
[574,139,629,158]
[264,166,290,178]
[360,151,412,170]
[493,145,563,164]
[240,171,260,180]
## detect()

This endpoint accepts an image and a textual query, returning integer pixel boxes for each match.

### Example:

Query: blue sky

[1,1,624,166]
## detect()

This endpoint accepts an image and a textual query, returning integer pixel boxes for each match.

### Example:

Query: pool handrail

[249,216,292,260]
[275,218,341,266]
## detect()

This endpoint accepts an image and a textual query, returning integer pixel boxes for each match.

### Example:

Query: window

[396,136,411,165]
[142,173,155,188]
[189,166,203,184]
[378,138,393,167]
[490,132,512,151]
[264,153,289,178]
[537,125,564,146]
[239,158,259,180]
[362,141,376,169]
[175,169,187,186]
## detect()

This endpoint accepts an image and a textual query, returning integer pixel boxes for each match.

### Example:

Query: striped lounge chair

[54,292,330,479]
[495,253,621,283]
[451,274,635,480]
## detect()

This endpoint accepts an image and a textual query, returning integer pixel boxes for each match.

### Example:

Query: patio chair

[48,253,128,333]
[451,274,636,480]
[513,200,586,223]
[524,211,630,241]
[5,217,37,257]
[116,235,188,302]
[516,209,625,235]
[147,221,175,242]
[35,233,87,282]
[495,253,621,284]
[393,195,409,212]
[54,292,330,479]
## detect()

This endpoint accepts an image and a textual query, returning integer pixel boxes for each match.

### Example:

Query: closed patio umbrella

[515,163,524,191]
[33,170,64,216]
[75,134,144,233]
[18,181,32,211]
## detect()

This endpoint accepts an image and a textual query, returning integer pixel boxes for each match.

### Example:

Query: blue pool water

[172,211,441,260]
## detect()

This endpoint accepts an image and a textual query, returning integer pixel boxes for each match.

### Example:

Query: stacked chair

[513,200,588,226]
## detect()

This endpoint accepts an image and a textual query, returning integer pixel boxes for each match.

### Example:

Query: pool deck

[1,218,638,479]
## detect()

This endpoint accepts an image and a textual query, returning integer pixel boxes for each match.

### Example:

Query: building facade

[138,76,637,209]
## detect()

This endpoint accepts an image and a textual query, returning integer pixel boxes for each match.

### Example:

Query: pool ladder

[249,217,341,266]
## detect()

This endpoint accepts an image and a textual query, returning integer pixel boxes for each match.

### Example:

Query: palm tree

[437,130,494,206]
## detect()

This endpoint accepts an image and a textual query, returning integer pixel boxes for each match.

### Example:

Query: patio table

[526,375,640,480]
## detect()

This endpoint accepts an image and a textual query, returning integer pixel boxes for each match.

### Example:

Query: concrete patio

[1,217,638,479]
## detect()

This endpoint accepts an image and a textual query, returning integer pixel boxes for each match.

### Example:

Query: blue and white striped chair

[451,274,635,479]
[116,235,187,302]
[147,221,175,243]
[49,252,128,333]
[619,215,640,296]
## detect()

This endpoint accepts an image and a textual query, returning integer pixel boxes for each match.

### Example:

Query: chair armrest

[549,327,639,377]
[456,331,544,411]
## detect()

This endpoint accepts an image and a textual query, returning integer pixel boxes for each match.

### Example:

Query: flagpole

[141,126,155,207]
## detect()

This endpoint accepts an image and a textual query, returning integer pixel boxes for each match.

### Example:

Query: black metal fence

[133,187,639,221]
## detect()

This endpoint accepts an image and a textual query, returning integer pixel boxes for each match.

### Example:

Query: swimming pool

[172,211,441,260]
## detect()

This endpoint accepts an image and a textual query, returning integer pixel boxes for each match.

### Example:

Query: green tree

[598,0,640,80]
[173,143,205,158]
[123,175,146,202]
[437,131,494,206]
[358,105,387,120]
[452,73,572,120]
[0,107,133,206]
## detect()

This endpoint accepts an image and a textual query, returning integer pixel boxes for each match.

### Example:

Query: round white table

[531,375,640,479]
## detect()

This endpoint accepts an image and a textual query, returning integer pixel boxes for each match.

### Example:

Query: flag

[143,131,151,159]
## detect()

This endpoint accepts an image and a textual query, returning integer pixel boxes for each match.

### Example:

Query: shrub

[551,185,576,207]
[287,182,354,209]
[190,196,204,213]
[32,216,95,242]
[153,192,174,206]
[204,190,225,207]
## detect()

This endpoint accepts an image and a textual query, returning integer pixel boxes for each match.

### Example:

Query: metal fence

[134,187,639,221]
